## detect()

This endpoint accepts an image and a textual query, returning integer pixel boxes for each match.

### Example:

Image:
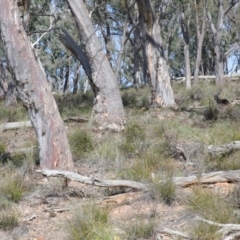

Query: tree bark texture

[136,0,175,107]
[193,0,206,86]
[0,0,74,170]
[66,0,125,129]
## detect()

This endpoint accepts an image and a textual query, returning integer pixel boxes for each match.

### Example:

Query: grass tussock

[0,173,30,203]
[67,203,117,240]
[121,122,146,156]
[69,130,94,160]
[151,174,176,205]
[124,218,155,239]
[0,208,19,231]
[191,222,220,240]
[188,186,238,224]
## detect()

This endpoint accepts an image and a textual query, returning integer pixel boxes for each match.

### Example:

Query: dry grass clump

[67,203,117,240]
[124,218,155,239]
[68,129,94,160]
[151,174,176,205]
[121,122,146,156]
[188,186,240,238]
[0,172,30,203]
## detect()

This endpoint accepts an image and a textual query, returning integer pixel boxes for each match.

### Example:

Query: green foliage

[69,130,94,160]
[121,90,137,108]
[188,187,238,224]
[67,203,116,240]
[55,92,94,117]
[0,143,6,154]
[203,100,218,121]
[151,175,176,205]
[190,222,219,240]
[121,122,146,156]
[0,174,30,203]
[124,218,155,239]
[0,102,27,123]
[0,209,19,231]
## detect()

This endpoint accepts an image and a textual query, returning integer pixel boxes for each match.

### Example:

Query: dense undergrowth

[1,81,240,238]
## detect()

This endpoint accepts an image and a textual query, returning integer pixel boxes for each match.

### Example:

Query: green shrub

[203,100,218,121]
[151,176,176,205]
[69,130,94,159]
[67,203,117,240]
[190,222,219,240]
[0,174,29,203]
[121,123,146,156]
[188,186,238,223]
[124,218,155,239]
[0,208,19,230]
[0,143,6,154]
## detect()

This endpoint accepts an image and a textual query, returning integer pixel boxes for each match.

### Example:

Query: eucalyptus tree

[135,0,175,107]
[0,0,74,170]
[179,0,192,89]
[193,0,206,85]
[207,0,240,85]
[66,0,125,129]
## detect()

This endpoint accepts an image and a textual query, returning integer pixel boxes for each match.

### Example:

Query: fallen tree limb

[157,227,190,239]
[63,116,89,123]
[37,169,240,189]
[0,121,32,131]
[36,170,147,190]
[208,141,240,156]
[173,169,240,187]
[196,216,240,240]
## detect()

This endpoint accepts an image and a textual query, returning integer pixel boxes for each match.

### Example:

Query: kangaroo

[214,93,230,105]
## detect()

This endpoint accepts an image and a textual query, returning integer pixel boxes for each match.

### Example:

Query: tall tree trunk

[193,0,206,86]
[207,0,239,85]
[180,7,191,89]
[66,0,125,129]
[136,0,175,107]
[183,43,191,89]
[0,0,74,170]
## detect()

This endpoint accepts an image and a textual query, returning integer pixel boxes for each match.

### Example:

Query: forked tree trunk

[66,0,125,129]
[0,0,74,170]
[136,0,175,107]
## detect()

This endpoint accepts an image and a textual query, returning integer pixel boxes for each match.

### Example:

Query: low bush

[69,130,94,160]
[67,203,117,240]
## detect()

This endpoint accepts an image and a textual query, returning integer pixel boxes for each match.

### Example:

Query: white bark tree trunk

[137,0,175,107]
[66,0,125,129]
[0,0,74,170]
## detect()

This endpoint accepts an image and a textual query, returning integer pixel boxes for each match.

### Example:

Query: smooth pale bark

[193,0,206,86]
[66,0,125,128]
[180,10,191,89]
[0,0,74,170]
[136,0,175,107]
[207,0,239,85]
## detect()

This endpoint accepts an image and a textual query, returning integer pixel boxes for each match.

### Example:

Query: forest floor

[0,81,240,240]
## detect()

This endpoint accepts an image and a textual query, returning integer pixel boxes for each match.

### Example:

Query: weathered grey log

[0,121,32,131]
[208,141,240,156]
[63,117,89,123]
[196,216,240,239]
[157,227,190,239]
[173,169,240,187]
[36,170,147,190]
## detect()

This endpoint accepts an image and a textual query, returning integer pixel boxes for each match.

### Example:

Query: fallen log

[208,141,240,156]
[63,116,89,123]
[37,169,240,189]
[0,121,32,131]
[196,216,240,240]
[36,170,147,190]
[173,169,240,187]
